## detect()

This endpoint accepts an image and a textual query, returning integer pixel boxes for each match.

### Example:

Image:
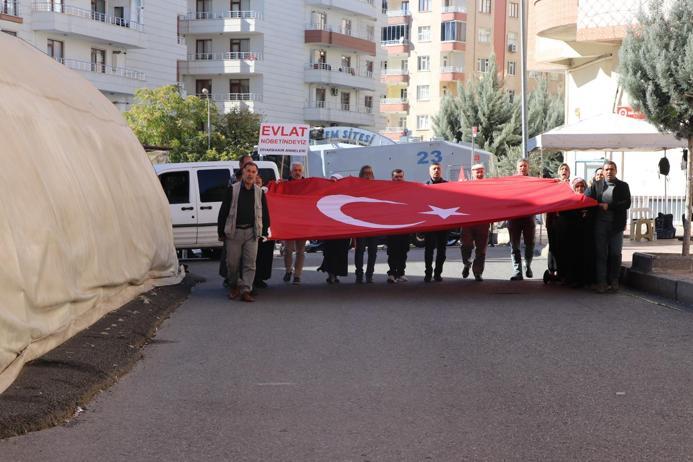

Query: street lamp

[201,87,211,149]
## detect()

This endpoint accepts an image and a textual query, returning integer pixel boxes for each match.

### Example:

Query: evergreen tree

[432,90,462,142]
[619,0,693,254]
[528,78,564,138]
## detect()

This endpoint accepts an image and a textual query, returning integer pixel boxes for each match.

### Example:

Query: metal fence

[630,195,686,225]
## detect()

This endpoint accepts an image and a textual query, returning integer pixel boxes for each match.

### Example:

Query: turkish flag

[266,176,597,240]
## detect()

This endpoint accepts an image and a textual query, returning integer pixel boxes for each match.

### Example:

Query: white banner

[258,123,310,156]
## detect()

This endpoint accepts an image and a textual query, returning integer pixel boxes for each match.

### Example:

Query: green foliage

[619,0,693,142]
[493,145,562,178]
[125,85,262,163]
[432,89,462,142]
[528,78,564,138]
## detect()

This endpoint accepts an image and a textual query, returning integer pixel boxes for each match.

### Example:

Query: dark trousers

[595,220,623,285]
[508,217,535,274]
[387,234,410,278]
[461,224,489,277]
[355,237,378,278]
[424,230,448,277]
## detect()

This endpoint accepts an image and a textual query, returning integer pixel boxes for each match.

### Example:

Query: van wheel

[202,248,222,260]
[411,233,426,248]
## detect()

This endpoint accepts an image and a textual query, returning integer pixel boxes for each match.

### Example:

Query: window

[364,95,373,112]
[159,171,190,205]
[365,60,374,77]
[400,59,408,72]
[230,0,241,12]
[479,0,491,13]
[311,10,327,29]
[417,85,430,101]
[478,28,490,43]
[366,24,375,41]
[196,39,212,59]
[441,21,466,42]
[477,58,489,73]
[47,39,64,61]
[401,0,409,12]
[90,48,105,73]
[196,0,210,14]
[398,117,407,128]
[508,2,519,17]
[113,6,124,23]
[341,55,352,72]
[229,79,250,95]
[417,55,430,71]
[341,92,351,111]
[230,38,250,53]
[341,18,352,35]
[381,24,410,42]
[507,32,517,51]
[196,79,212,96]
[91,0,105,15]
[418,0,431,12]
[197,169,230,203]
[2,30,17,36]
[416,115,430,130]
[507,61,516,75]
[316,88,326,106]
[417,25,431,42]
[400,87,408,99]
[507,90,515,103]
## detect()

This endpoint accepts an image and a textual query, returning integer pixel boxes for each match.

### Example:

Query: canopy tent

[0,34,182,393]
[528,113,687,152]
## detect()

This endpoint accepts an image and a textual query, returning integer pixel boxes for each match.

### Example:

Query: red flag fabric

[266,176,597,241]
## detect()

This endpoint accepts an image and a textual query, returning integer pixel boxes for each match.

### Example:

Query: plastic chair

[630,207,656,241]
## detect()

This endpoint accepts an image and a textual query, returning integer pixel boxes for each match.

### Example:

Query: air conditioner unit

[330,87,339,96]
[508,44,517,53]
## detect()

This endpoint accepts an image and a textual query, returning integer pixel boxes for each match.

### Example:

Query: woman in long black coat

[563,178,596,288]
[253,176,274,289]
[316,174,351,284]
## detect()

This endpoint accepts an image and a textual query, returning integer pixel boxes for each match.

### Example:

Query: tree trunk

[684,136,693,256]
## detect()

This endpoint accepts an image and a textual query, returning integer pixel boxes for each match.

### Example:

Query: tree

[528,78,564,138]
[125,85,262,163]
[619,0,693,255]
[432,89,463,142]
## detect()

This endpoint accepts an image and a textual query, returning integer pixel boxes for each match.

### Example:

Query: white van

[154,160,280,250]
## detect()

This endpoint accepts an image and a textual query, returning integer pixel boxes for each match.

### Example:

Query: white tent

[528,113,687,152]
[0,34,182,392]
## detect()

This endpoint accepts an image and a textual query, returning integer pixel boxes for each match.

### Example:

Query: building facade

[530,0,687,202]
[380,0,563,141]
[178,0,384,130]
[0,0,186,110]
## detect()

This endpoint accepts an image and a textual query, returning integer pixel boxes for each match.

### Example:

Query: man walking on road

[508,159,536,281]
[354,165,378,283]
[282,162,306,285]
[424,163,448,282]
[460,164,489,282]
[386,169,410,283]
[217,162,267,302]
[586,161,631,293]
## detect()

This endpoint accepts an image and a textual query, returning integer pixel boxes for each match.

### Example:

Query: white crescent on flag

[316,195,426,229]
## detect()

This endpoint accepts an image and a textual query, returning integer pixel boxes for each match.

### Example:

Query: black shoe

[366,275,373,283]
[526,267,533,278]
[283,272,292,283]
[255,280,268,289]
[223,279,230,289]
[434,275,443,282]
[462,266,470,279]
[424,275,432,283]
[355,275,363,284]
[510,273,523,281]
[474,274,483,282]
[543,270,550,284]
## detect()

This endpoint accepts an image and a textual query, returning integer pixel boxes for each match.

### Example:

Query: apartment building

[0,0,186,110]
[177,0,384,130]
[380,0,563,141]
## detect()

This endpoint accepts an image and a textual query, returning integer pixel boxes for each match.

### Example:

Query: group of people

[216,155,630,302]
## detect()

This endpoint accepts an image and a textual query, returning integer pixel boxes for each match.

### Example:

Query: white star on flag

[419,205,468,220]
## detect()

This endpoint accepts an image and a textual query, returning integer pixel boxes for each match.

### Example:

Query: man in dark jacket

[424,163,448,282]
[220,154,254,284]
[354,165,378,283]
[586,161,631,293]
[508,159,536,280]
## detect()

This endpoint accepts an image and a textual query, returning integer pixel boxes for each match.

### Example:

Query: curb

[622,266,693,306]
[0,272,201,440]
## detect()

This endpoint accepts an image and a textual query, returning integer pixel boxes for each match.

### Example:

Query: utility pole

[519,0,529,159]
[201,87,211,150]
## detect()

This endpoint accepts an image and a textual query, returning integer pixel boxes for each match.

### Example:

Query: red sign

[616,106,646,120]
[472,126,478,136]
[266,176,596,240]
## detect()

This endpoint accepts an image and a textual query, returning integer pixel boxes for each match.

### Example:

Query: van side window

[197,169,231,203]
[159,171,189,204]
[259,168,276,184]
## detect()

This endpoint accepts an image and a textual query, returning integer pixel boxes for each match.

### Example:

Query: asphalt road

[3,246,693,461]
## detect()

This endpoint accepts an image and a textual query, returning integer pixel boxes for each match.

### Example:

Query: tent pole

[519,0,529,158]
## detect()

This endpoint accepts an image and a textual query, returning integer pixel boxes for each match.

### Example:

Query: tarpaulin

[0,34,182,393]
[266,176,597,240]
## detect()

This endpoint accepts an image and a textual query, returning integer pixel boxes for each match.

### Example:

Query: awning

[528,113,687,152]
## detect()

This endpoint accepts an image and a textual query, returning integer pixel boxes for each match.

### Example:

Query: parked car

[155,160,280,252]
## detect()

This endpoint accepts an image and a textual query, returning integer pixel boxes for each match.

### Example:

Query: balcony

[201,92,263,113]
[180,52,263,76]
[440,66,465,81]
[178,10,262,35]
[441,5,467,21]
[60,58,146,95]
[381,39,411,54]
[381,126,405,140]
[31,3,145,48]
[576,0,641,42]
[533,0,578,41]
[305,24,376,56]
[303,102,375,127]
[381,68,409,83]
[305,0,378,18]
[1,1,22,22]
[441,40,465,52]
[385,9,411,24]
[380,98,409,112]
[304,63,377,91]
